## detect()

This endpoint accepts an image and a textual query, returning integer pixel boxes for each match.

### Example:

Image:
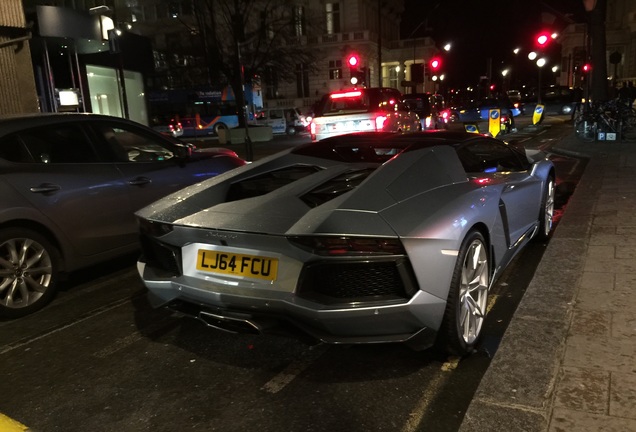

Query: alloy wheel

[543,179,555,237]
[458,239,489,345]
[0,237,53,309]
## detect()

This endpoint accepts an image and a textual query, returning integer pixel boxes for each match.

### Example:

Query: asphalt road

[0,117,584,432]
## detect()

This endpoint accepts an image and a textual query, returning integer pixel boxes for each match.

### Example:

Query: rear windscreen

[317,91,371,116]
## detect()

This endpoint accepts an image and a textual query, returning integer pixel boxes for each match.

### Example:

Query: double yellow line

[0,413,29,431]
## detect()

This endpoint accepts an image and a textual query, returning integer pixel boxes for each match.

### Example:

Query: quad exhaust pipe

[197,310,263,335]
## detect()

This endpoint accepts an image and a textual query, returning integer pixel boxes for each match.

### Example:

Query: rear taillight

[330,90,362,99]
[425,116,432,129]
[375,116,387,130]
[310,122,316,135]
[441,110,450,121]
[288,236,405,256]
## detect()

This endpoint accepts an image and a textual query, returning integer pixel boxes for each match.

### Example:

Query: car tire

[213,122,228,136]
[437,230,490,356]
[0,228,61,318]
[535,176,555,241]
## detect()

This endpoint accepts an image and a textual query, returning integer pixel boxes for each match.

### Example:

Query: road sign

[489,109,501,137]
[464,123,479,133]
[533,105,544,125]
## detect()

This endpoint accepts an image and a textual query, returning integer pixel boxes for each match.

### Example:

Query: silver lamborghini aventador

[136,131,555,356]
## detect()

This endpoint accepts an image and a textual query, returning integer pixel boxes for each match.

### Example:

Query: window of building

[387,65,399,89]
[325,3,340,34]
[329,60,342,80]
[296,64,310,98]
[294,5,306,37]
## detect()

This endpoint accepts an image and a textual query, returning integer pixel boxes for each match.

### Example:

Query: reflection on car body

[137,130,556,356]
[0,113,245,318]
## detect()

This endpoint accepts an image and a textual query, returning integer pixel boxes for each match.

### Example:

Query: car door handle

[128,176,152,186]
[30,183,61,194]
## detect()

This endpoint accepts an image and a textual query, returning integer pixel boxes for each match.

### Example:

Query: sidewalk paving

[459,129,636,431]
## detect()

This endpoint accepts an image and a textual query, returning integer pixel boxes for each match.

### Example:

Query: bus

[148,85,261,138]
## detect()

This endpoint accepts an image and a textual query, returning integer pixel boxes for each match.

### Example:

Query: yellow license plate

[196,250,278,281]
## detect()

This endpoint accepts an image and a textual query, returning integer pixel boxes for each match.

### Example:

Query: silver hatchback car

[0,113,245,318]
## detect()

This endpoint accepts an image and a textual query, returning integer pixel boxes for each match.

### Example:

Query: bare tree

[194,0,318,126]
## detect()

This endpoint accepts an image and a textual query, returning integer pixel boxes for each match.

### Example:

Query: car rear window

[317,90,371,116]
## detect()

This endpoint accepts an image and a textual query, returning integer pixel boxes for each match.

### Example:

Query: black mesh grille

[139,235,182,277]
[297,260,416,304]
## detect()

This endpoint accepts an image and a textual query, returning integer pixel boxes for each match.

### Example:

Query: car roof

[0,113,144,136]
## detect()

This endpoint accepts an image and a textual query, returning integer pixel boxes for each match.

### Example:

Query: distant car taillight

[375,116,387,130]
[440,110,450,122]
[310,121,316,135]
[288,236,405,256]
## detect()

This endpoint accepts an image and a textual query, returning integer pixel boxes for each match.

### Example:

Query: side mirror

[174,143,195,159]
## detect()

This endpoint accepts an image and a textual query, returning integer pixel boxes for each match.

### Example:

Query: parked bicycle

[574,99,636,142]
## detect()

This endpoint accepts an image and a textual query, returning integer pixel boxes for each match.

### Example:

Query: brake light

[310,122,316,135]
[472,177,492,185]
[330,90,362,99]
[441,110,450,120]
[375,115,387,130]
[288,236,405,256]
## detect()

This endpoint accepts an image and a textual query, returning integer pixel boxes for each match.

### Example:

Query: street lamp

[501,68,510,92]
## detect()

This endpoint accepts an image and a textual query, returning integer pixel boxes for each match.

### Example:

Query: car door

[0,122,134,256]
[88,121,223,222]
[459,139,543,244]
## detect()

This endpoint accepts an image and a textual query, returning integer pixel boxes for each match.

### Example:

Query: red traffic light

[347,54,359,67]
[429,57,441,70]
[582,63,591,72]
[535,31,553,47]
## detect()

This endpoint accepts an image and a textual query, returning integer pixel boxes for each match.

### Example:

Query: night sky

[401,0,589,88]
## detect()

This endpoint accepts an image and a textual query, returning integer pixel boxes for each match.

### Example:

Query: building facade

[0,0,38,114]
[115,0,439,113]
[559,0,636,89]
[13,1,635,119]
